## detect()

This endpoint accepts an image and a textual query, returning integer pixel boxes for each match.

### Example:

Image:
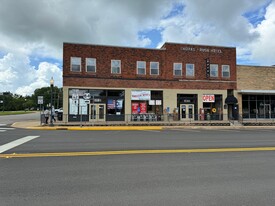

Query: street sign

[38,96,43,104]
[83,93,91,100]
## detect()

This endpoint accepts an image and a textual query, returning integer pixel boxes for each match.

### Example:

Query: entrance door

[180,104,194,121]
[90,104,105,121]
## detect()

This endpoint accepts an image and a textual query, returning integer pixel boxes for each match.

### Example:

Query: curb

[26,125,275,131]
[26,126,163,131]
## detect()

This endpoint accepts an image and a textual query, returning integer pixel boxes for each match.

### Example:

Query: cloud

[0,53,62,96]
[249,2,275,65]
[0,0,175,57]
[0,0,275,96]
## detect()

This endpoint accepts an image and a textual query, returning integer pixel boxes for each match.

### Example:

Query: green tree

[33,87,63,109]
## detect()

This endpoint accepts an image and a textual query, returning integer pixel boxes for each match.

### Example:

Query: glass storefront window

[107,99,124,115]
[242,95,275,119]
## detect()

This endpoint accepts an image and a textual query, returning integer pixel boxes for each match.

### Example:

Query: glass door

[180,104,194,121]
[90,104,105,121]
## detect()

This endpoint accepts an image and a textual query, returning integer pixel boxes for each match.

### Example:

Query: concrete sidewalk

[10,120,275,130]
[11,120,163,130]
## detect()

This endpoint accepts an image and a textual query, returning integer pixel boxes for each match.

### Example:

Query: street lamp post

[50,77,54,126]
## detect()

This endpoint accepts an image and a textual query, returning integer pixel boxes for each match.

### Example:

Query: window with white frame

[186,64,194,77]
[111,60,121,74]
[86,58,96,72]
[210,64,218,77]
[71,57,81,72]
[137,61,146,75]
[173,63,182,76]
[222,65,230,78]
[150,62,159,75]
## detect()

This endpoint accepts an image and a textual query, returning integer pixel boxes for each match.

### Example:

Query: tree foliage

[0,87,63,111]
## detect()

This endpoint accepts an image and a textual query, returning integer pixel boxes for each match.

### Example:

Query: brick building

[63,42,237,122]
[237,65,275,119]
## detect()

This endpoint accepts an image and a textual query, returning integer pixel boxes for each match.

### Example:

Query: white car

[55,108,63,113]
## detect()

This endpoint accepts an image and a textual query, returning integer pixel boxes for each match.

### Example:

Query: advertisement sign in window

[132,103,139,114]
[139,102,147,114]
[156,100,162,105]
[202,95,215,102]
[131,91,151,100]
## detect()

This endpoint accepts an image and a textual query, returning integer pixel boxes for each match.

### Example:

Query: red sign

[132,102,147,114]
[202,95,215,102]
[132,103,139,114]
[139,102,147,114]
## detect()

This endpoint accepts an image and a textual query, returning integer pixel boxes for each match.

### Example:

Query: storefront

[177,94,198,121]
[68,89,125,122]
[240,93,275,119]
[201,94,223,120]
[131,90,163,121]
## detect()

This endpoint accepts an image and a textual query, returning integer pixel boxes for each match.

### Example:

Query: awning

[238,90,275,94]
[225,95,238,104]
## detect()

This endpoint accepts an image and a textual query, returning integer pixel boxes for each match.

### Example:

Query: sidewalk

[11,120,275,130]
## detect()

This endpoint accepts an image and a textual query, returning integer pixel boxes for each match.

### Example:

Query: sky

[0,0,275,96]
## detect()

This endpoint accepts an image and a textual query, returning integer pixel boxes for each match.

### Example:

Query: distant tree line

[0,87,63,111]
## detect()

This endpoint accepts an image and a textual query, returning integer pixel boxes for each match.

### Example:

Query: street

[1,123,275,205]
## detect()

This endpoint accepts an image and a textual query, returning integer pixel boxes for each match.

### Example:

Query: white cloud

[249,2,275,65]
[0,53,62,96]
[0,0,275,96]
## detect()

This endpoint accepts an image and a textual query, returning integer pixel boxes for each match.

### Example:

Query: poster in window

[108,99,116,109]
[69,98,78,115]
[140,102,147,114]
[132,102,139,114]
[156,100,162,105]
[116,99,123,109]
[79,99,88,114]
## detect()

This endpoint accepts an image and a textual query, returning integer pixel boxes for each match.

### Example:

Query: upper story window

[71,57,81,72]
[210,64,218,77]
[137,61,146,75]
[222,65,230,78]
[111,60,121,74]
[173,63,182,76]
[186,64,194,77]
[86,58,96,73]
[150,62,159,75]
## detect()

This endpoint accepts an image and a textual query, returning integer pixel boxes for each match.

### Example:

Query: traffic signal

[205,58,210,78]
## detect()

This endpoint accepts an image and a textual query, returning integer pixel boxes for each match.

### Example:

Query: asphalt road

[1,115,275,205]
[0,111,40,125]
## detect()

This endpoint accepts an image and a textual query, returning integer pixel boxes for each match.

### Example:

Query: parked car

[55,108,63,113]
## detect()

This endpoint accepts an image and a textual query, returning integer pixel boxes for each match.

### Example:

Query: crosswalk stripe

[0,130,6,132]
[0,128,14,130]
[0,136,40,153]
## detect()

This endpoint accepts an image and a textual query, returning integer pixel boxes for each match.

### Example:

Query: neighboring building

[63,42,237,122]
[237,65,275,119]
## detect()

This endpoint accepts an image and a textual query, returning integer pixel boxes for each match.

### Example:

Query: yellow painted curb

[27,126,163,131]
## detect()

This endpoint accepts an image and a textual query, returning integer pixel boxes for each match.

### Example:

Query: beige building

[237,65,275,119]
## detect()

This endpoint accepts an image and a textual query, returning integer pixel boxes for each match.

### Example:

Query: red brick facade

[63,42,236,90]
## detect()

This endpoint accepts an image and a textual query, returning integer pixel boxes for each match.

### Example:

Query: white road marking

[0,124,6,126]
[0,130,6,132]
[0,128,15,130]
[0,136,40,153]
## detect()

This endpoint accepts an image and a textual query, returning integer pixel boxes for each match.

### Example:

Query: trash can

[57,112,63,121]
[41,114,46,124]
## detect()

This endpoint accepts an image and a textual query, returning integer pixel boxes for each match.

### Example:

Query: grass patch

[0,111,36,116]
